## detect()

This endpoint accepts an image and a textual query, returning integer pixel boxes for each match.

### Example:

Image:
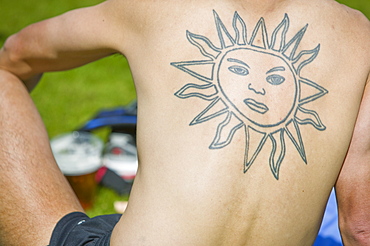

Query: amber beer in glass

[66,171,98,210]
[51,131,103,210]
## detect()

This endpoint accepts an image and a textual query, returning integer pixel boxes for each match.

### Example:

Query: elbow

[2,32,30,66]
[340,221,370,245]
[1,34,26,73]
[1,33,42,91]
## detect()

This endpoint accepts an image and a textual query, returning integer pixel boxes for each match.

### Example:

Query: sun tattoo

[171,11,328,180]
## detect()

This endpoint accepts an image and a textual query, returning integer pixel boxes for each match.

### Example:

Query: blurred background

[0,0,369,217]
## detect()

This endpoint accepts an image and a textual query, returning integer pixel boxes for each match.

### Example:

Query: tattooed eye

[266,74,285,85]
[228,66,249,76]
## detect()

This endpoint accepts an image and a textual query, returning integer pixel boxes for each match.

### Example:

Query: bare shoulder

[313,0,370,72]
[111,0,370,39]
[326,0,370,37]
[335,0,370,23]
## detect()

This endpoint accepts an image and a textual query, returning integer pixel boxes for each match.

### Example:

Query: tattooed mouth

[244,98,269,114]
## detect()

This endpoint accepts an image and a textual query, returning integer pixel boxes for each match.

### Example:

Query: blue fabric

[78,101,137,131]
[80,115,137,131]
[313,190,343,246]
[314,235,342,246]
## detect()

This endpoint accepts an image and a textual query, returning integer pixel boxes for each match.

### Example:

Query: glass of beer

[51,131,103,210]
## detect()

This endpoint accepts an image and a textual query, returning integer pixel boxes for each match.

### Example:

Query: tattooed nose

[248,83,266,95]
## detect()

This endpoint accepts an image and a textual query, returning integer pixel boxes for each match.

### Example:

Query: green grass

[88,186,130,217]
[0,0,369,216]
[32,55,136,139]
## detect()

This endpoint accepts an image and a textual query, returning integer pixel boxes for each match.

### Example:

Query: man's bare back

[0,0,369,245]
[107,1,370,245]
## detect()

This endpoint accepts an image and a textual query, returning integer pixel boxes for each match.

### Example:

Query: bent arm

[336,78,370,245]
[0,0,124,90]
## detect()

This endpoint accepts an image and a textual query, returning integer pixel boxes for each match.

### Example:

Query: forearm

[336,163,370,246]
[341,225,370,246]
[336,82,370,246]
[337,193,370,245]
[0,4,120,91]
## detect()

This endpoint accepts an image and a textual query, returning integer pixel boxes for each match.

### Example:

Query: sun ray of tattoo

[172,10,328,179]
[190,98,229,125]
[285,120,307,163]
[299,78,328,105]
[210,112,244,149]
[269,130,286,180]
[186,31,221,60]
[293,45,320,75]
[296,107,326,131]
[171,60,215,84]
[282,24,308,60]
[250,18,269,49]
[232,12,247,45]
[244,126,268,173]
[270,14,289,52]
[175,83,218,101]
[214,10,237,49]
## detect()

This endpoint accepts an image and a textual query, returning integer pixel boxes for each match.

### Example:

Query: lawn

[0,0,369,216]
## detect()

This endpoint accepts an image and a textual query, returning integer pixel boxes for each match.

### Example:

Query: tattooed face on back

[218,48,297,128]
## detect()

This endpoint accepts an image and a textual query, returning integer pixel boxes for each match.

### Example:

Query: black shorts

[49,212,122,246]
